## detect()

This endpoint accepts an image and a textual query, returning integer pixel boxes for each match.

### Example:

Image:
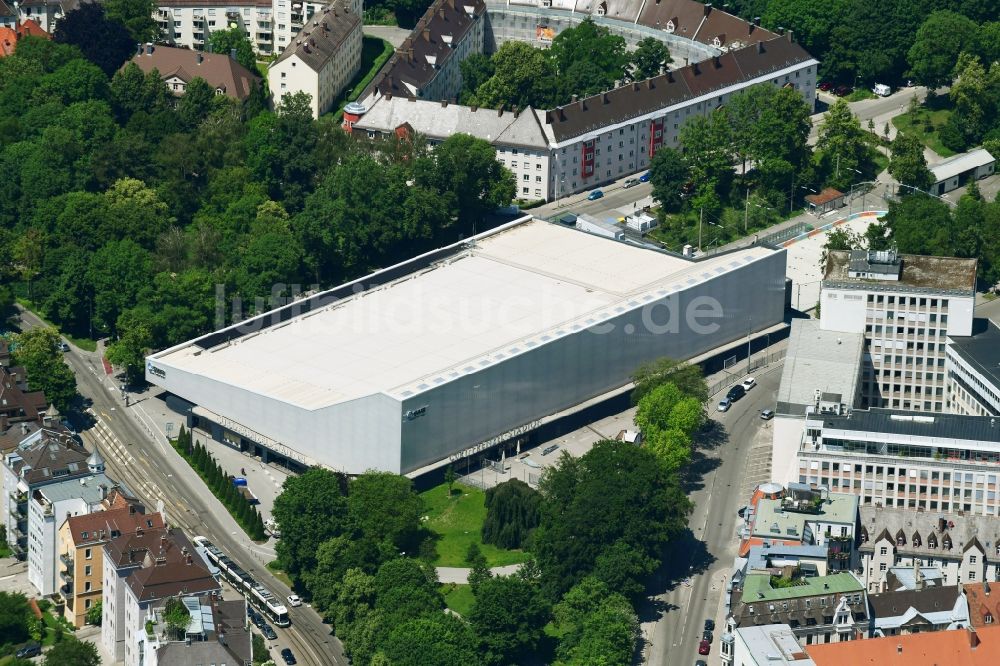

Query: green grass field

[419,483,531,568]
[329,36,394,121]
[266,560,294,588]
[892,107,956,158]
[440,583,476,617]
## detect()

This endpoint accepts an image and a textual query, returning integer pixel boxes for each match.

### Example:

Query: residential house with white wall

[268,0,362,117]
[859,505,1000,594]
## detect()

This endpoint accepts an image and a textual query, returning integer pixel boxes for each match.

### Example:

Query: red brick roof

[807,625,1000,665]
[965,582,1000,629]
[65,504,163,547]
[0,20,51,58]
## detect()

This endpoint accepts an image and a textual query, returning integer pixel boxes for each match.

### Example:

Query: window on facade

[85,548,92,560]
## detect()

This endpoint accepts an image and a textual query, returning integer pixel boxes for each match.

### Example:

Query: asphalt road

[646,365,783,665]
[15,307,345,666]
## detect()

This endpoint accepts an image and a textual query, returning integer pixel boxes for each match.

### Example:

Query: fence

[708,349,787,396]
[757,222,812,247]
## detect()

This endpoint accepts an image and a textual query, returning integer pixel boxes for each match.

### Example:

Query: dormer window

[928,534,938,549]
[664,19,675,33]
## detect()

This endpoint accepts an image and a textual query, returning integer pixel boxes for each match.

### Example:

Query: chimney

[513,107,520,118]
[441,99,448,107]
[497,105,504,116]
[197,52,203,64]
[754,16,761,26]
[969,626,980,649]
[756,40,764,54]
[632,81,639,91]
[667,70,675,83]
[602,92,609,105]
[704,2,712,15]
[545,110,552,124]
[422,28,430,41]
[571,94,578,103]
[787,29,794,42]
[230,48,237,60]
[896,645,902,654]
[692,62,701,75]
[145,43,153,55]
[437,6,444,18]
[645,78,653,89]
[713,55,721,68]
[136,42,142,56]
[578,98,585,110]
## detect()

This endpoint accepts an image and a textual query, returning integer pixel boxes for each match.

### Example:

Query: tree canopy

[533,440,692,597]
[481,479,541,550]
[10,327,77,410]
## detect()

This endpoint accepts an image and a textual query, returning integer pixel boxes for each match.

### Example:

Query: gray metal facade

[398,248,786,472]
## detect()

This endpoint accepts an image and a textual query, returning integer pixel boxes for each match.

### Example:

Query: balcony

[59,567,73,583]
[13,502,26,520]
[60,553,74,569]
[60,582,72,596]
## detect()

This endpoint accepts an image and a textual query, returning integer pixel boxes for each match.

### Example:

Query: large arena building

[146,218,787,475]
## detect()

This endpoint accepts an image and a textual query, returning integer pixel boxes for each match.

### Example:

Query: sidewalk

[437,563,523,584]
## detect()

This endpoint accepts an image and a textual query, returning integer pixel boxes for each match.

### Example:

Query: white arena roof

[151,218,777,409]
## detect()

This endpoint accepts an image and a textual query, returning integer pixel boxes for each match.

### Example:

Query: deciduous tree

[629,37,670,81]
[907,10,979,88]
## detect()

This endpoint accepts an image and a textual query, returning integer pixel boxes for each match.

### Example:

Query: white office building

[820,249,977,412]
[947,319,1000,417]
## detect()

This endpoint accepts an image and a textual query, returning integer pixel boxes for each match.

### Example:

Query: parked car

[58,340,70,352]
[639,171,652,182]
[262,624,277,640]
[760,408,775,420]
[587,189,604,200]
[703,630,713,643]
[741,377,756,391]
[717,397,732,412]
[818,81,833,91]
[834,84,852,96]
[252,613,265,630]
[696,661,708,666]
[281,648,298,665]
[542,444,559,455]
[699,639,711,655]
[624,178,639,188]
[873,83,891,97]
[287,594,302,607]
[16,643,41,658]
[704,619,715,632]
[726,384,746,401]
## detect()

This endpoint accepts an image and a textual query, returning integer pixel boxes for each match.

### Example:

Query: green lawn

[845,88,876,102]
[419,483,531,568]
[14,298,98,352]
[0,541,11,559]
[892,107,956,158]
[266,560,294,588]
[440,583,476,617]
[873,150,890,175]
[329,36,394,121]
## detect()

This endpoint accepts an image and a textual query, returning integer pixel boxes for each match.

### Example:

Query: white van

[873,83,891,97]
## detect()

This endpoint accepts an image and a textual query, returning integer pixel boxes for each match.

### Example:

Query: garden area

[330,36,394,121]
[891,97,957,158]
[418,481,533,568]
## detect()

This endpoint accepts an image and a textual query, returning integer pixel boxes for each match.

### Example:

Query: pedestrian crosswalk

[84,408,165,506]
